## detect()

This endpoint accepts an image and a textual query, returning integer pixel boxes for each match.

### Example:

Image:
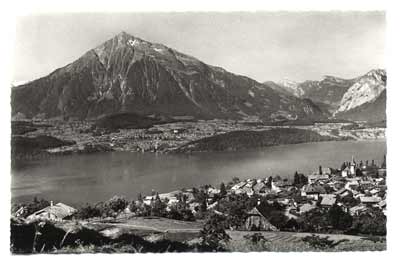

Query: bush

[103,196,129,214]
[200,214,231,251]
[76,205,102,219]
[302,234,348,250]
[350,209,386,236]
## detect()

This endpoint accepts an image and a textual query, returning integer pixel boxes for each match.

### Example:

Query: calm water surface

[11,140,386,205]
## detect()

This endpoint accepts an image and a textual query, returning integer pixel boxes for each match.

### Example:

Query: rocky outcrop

[334,69,386,120]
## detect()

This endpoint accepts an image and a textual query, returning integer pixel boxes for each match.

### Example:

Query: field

[83,217,386,252]
[225,231,386,252]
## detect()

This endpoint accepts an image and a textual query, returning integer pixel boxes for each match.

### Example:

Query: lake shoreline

[11,139,386,206]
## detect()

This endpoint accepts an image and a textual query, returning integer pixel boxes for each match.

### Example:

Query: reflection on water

[11,140,386,205]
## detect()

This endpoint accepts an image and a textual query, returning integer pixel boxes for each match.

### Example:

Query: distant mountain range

[11,32,325,122]
[265,69,386,122]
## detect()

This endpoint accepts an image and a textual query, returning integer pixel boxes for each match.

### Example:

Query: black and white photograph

[4,2,394,257]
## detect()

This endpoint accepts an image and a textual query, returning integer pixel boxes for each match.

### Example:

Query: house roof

[360,196,381,203]
[321,197,336,206]
[253,182,266,191]
[334,187,348,195]
[299,203,316,214]
[28,203,77,220]
[349,205,368,214]
[304,184,326,194]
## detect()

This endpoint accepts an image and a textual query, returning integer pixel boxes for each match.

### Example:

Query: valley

[11,117,385,160]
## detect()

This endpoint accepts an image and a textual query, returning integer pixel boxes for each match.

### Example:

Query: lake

[11,140,386,205]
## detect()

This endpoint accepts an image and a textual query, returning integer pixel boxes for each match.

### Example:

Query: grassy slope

[225,231,386,252]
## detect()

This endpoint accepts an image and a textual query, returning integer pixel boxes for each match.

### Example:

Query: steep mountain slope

[265,76,356,113]
[277,79,304,97]
[12,32,325,121]
[334,69,386,122]
[300,76,356,108]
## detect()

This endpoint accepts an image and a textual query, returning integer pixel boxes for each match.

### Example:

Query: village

[13,117,386,156]
[13,154,387,233]
[10,154,387,253]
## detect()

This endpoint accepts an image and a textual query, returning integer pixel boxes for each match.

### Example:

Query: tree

[265,176,273,189]
[151,193,166,217]
[294,171,300,185]
[294,172,308,187]
[327,204,353,230]
[340,162,346,171]
[137,193,143,203]
[232,177,240,184]
[350,209,386,236]
[76,204,102,219]
[220,182,227,197]
[200,213,230,251]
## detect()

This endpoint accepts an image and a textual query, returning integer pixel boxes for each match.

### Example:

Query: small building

[253,182,267,194]
[242,186,254,196]
[321,167,333,175]
[360,196,381,206]
[349,205,368,216]
[334,187,351,197]
[308,174,330,184]
[243,207,278,231]
[320,196,337,207]
[298,203,317,214]
[301,184,327,200]
[26,202,77,222]
[231,181,246,191]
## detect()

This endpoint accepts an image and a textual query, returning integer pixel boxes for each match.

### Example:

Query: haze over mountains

[265,69,386,122]
[11,31,386,123]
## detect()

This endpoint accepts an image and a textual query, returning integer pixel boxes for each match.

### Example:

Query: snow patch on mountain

[277,79,304,97]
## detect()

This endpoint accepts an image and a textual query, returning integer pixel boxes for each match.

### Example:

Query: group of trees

[291,204,386,236]
[76,192,198,222]
[293,171,308,187]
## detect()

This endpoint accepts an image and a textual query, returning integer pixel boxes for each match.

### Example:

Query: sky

[13,12,385,84]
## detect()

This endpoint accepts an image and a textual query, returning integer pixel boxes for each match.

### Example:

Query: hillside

[335,90,386,122]
[11,32,325,122]
[333,69,386,122]
[265,76,355,110]
[173,128,334,153]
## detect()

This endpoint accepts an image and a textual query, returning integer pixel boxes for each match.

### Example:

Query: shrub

[302,234,348,250]
[76,205,102,219]
[200,214,230,251]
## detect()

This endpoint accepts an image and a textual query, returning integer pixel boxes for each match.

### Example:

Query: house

[231,181,246,191]
[253,182,267,194]
[242,186,254,196]
[360,196,381,206]
[320,196,336,207]
[321,167,333,175]
[143,196,155,205]
[243,207,278,231]
[26,202,77,222]
[301,184,326,200]
[369,188,379,196]
[308,174,329,184]
[334,187,351,197]
[376,200,386,209]
[298,203,317,214]
[349,205,368,216]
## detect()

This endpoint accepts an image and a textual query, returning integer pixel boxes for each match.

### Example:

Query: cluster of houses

[14,155,387,233]
[228,155,387,220]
